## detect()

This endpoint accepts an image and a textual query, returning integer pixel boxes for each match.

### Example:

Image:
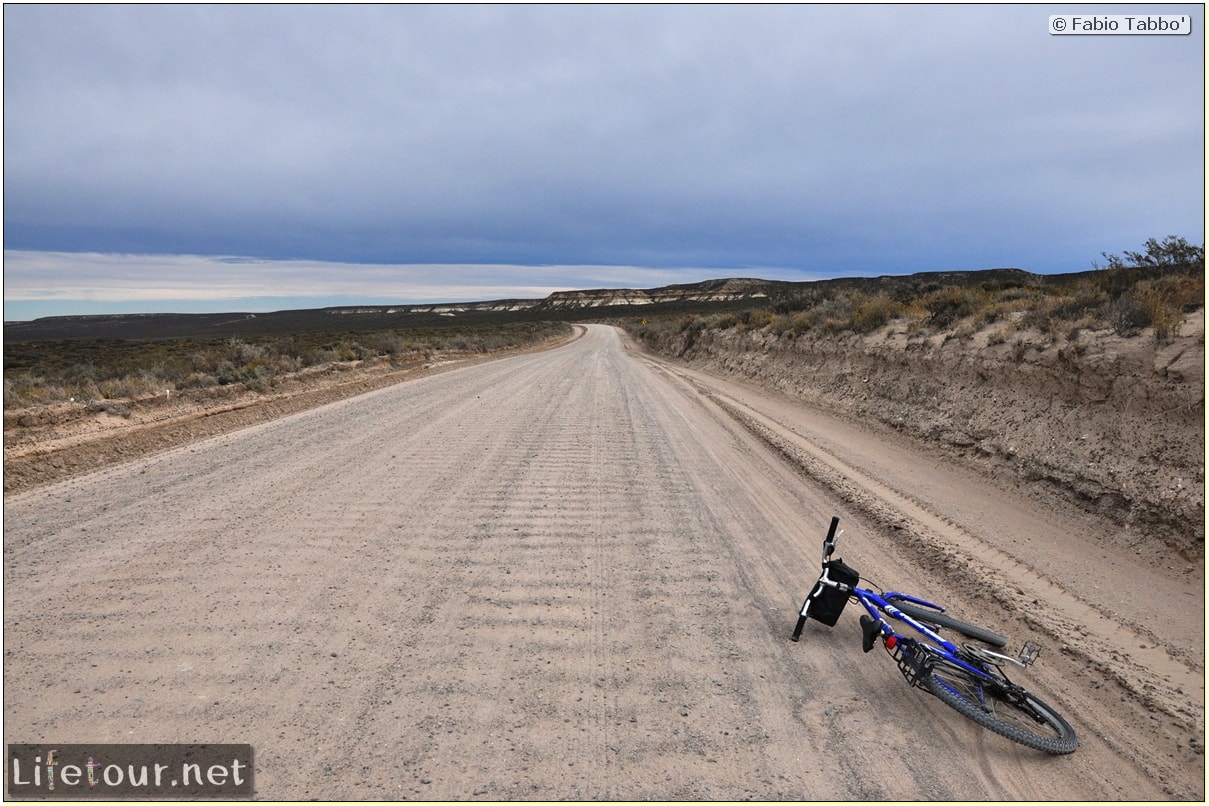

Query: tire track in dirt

[707,388,1203,724]
[639,355,1203,799]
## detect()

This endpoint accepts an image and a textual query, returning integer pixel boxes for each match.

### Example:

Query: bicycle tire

[923,662,1078,754]
[887,598,1008,648]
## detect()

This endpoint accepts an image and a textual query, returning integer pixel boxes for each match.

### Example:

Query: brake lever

[822,529,845,561]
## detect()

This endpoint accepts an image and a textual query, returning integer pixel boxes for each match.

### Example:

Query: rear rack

[963,640,1042,669]
[889,638,933,687]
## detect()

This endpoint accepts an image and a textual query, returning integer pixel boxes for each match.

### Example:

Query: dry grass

[628,242,1204,357]
[4,322,570,409]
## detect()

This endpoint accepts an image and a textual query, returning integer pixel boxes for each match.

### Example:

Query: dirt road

[4,324,1203,799]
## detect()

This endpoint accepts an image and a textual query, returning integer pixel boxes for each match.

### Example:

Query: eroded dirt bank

[634,311,1205,559]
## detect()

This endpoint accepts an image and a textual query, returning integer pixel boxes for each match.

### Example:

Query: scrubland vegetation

[6,237,1202,412]
[629,236,1204,353]
[4,322,570,410]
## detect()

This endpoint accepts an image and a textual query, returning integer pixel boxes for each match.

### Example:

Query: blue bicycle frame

[790,515,998,685]
[850,587,993,682]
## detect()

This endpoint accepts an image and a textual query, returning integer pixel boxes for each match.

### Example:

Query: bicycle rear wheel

[923,661,1077,754]
[887,598,1008,648]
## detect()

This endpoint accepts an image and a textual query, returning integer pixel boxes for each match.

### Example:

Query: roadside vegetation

[628,236,1204,354]
[6,236,1202,411]
[4,321,570,410]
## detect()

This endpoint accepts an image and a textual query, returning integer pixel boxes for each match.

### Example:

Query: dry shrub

[923,286,984,329]
[850,292,902,333]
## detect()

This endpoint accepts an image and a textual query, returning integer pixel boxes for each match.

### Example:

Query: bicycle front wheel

[923,662,1078,754]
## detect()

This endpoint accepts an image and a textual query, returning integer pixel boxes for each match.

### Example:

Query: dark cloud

[3,4,1203,316]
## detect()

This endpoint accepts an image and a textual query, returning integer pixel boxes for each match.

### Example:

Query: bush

[1102,275,1201,340]
[740,309,775,329]
[1051,283,1108,322]
[178,372,219,390]
[1104,291,1152,335]
[923,286,983,329]
[85,400,131,418]
[1098,235,1204,272]
[850,292,902,333]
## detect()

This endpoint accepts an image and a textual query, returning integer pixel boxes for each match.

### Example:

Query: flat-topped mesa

[541,279,771,309]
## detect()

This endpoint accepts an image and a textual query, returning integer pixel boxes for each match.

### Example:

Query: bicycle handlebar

[821,516,842,563]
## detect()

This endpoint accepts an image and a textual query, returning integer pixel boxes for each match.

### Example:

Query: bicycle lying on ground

[790,516,1077,754]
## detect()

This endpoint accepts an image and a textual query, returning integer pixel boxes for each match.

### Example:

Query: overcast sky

[4,4,1204,320]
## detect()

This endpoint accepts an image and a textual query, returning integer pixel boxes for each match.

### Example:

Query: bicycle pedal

[1018,640,1041,666]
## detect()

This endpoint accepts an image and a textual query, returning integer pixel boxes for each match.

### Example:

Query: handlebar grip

[822,516,841,559]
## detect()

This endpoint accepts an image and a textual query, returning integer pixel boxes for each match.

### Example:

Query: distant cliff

[3,277,781,341]
[540,278,771,308]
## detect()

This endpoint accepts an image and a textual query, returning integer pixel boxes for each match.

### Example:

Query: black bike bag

[807,559,860,626]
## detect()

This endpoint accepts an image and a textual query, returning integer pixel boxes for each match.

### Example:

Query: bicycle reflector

[884,635,898,650]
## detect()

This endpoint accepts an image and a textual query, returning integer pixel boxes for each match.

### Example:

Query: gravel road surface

[4,325,1202,799]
